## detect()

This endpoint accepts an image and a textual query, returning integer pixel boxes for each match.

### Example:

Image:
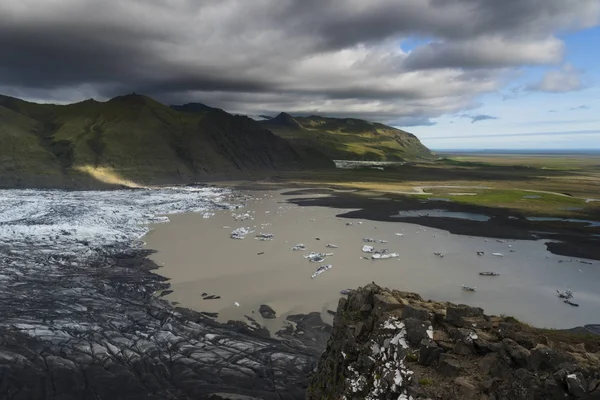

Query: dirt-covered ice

[0,186,315,399]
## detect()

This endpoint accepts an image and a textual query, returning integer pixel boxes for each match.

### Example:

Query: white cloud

[527,64,589,93]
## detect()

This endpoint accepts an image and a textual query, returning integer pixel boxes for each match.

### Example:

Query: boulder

[479,377,502,393]
[478,353,500,376]
[433,330,449,342]
[455,377,477,399]
[589,379,600,394]
[258,305,276,319]
[478,353,513,380]
[454,341,474,355]
[402,304,430,321]
[445,304,484,327]
[359,303,373,314]
[502,338,530,367]
[349,284,376,311]
[418,339,443,366]
[587,385,600,400]
[373,293,403,313]
[544,378,571,400]
[474,339,502,354]
[438,354,462,377]
[529,344,575,372]
[566,372,587,398]
[404,318,432,346]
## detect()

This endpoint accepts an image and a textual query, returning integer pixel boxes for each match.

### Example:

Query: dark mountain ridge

[0,94,333,188]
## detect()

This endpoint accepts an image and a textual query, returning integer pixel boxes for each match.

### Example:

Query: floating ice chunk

[311,264,332,279]
[557,289,573,299]
[372,253,399,260]
[363,238,388,244]
[362,245,374,253]
[292,244,306,251]
[232,212,252,221]
[492,253,504,257]
[231,227,254,239]
[304,252,333,262]
[326,244,339,248]
[255,233,274,241]
[394,233,404,237]
[233,302,240,307]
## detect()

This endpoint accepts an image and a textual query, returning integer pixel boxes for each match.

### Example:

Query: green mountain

[0,94,333,188]
[262,113,432,161]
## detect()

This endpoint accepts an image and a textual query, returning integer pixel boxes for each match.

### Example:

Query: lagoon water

[144,189,600,331]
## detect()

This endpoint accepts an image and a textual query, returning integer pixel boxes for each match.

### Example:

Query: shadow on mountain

[0,93,334,189]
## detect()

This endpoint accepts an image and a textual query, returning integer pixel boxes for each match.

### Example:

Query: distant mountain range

[0,94,431,188]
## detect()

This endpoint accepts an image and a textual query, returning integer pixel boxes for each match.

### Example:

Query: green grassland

[249,153,600,220]
[262,113,432,161]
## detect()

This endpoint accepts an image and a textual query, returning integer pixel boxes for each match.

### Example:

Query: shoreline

[144,186,600,332]
[0,185,597,398]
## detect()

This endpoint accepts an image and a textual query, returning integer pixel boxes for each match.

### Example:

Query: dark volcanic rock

[502,338,531,367]
[419,339,443,366]
[404,318,431,346]
[529,344,576,372]
[445,304,484,326]
[307,284,600,400]
[439,354,463,377]
[402,303,431,321]
[566,372,588,398]
[276,312,332,351]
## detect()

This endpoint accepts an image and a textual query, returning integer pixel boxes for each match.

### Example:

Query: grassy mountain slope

[0,105,67,187]
[262,113,432,161]
[0,94,332,188]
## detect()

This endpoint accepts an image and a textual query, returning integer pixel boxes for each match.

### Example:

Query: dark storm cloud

[0,0,598,123]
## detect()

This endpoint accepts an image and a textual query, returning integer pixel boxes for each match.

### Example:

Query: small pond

[394,209,491,222]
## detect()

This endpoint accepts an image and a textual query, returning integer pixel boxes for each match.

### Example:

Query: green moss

[419,378,433,386]
[406,352,418,362]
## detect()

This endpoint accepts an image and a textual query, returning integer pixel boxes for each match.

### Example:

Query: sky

[1,0,599,150]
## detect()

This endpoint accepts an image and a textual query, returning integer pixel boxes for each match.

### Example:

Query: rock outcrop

[308,284,600,400]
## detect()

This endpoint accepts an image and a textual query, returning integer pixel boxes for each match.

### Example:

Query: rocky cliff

[308,284,600,400]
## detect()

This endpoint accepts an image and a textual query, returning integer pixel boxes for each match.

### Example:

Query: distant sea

[434,149,600,155]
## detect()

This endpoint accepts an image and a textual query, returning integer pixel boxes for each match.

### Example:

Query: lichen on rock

[307,283,600,400]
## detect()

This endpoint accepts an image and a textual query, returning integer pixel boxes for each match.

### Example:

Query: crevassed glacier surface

[0,186,233,258]
[0,187,313,399]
